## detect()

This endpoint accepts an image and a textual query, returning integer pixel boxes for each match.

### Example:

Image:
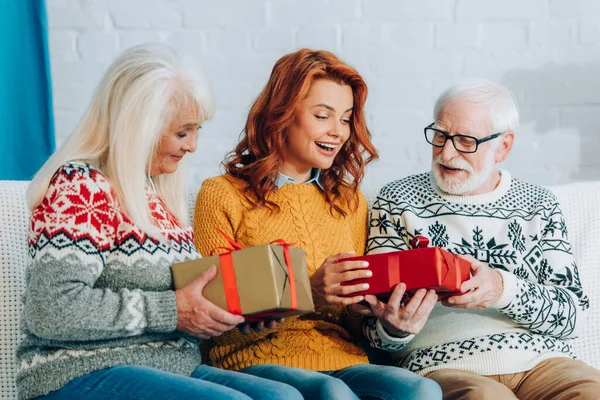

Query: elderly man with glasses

[354,79,600,399]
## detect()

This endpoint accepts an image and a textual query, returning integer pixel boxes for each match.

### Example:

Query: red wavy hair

[224,48,378,215]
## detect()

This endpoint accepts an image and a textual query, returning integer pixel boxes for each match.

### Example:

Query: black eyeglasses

[424,123,502,154]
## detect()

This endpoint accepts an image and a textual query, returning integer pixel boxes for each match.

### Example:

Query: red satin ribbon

[269,239,297,311]
[409,235,454,289]
[410,235,430,249]
[209,230,297,319]
[219,252,242,314]
[208,229,244,315]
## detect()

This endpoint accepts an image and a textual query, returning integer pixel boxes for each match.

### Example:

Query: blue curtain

[0,0,54,180]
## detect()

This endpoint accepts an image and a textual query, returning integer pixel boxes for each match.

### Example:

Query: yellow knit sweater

[194,174,370,372]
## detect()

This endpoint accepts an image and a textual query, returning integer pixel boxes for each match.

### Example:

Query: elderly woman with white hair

[16,44,302,400]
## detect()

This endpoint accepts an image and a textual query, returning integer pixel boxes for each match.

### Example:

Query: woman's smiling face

[280,79,354,181]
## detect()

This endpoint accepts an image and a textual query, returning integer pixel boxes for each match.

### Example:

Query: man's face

[431,100,501,195]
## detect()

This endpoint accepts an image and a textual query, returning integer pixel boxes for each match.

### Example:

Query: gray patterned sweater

[17,162,201,399]
[363,170,590,376]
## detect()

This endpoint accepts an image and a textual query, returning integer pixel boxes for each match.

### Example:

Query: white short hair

[434,78,519,134]
[27,43,215,239]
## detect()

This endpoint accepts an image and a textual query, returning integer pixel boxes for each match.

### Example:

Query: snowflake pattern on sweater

[363,171,589,375]
[18,161,200,400]
[28,161,196,263]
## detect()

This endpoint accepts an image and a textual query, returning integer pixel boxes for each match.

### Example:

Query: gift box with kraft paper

[341,246,471,300]
[172,244,315,320]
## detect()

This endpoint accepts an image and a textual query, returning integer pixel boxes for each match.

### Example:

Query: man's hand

[175,265,245,339]
[310,252,373,306]
[444,255,504,309]
[363,283,437,337]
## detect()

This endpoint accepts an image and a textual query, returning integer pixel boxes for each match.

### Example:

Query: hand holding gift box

[172,230,315,321]
[340,236,471,300]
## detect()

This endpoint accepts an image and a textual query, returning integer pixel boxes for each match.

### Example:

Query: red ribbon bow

[410,235,430,249]
[210,229,297,320]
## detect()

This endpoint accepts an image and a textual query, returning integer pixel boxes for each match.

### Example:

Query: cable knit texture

[17,162,201,400]
[194,174,369,372]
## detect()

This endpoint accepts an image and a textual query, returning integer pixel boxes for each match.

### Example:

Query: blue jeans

[242,363,442,400]
[39,364,302,399]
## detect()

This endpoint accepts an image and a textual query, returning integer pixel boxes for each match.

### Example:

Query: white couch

[2,179,600,399]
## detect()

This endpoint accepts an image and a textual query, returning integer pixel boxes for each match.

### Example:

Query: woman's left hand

[310,252,372,306]
[238,318,284,335]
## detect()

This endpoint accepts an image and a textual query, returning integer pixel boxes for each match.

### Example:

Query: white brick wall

[47,0,600,194]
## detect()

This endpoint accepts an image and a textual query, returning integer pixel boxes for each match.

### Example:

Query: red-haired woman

[194,49,441,399]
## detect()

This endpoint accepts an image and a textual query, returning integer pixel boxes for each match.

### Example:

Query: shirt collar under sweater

[429,169,512,205]
[276,168,324,189]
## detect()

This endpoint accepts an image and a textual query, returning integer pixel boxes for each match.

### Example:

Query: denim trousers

[242,363,443,400]
[39,364,303,400]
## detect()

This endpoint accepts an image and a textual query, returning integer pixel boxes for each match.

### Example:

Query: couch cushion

[0,181,29,399]
[550,182,600,369]
[1,180,599,399]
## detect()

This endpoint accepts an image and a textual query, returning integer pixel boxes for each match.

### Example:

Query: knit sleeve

[194,176,240,256]
[359,189,413,349]
[24,164,178,341]
[491,194,590,339]
[366,190,411,255]
[351,191,369,256]
[361,317,414,351]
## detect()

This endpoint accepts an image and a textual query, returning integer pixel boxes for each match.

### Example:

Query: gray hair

[27,43,215,239]
[434,78,519,135]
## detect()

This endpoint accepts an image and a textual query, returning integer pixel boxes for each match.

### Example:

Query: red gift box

[341,236,471,300]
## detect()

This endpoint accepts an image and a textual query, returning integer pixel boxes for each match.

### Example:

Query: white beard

[432,150,497,195]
